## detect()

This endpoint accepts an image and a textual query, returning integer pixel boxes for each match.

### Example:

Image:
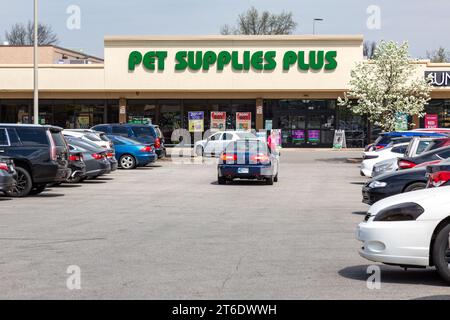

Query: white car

[63,129,112,149]
[360,143,409,177]
[371,158,399,178]
[194,131,257,156]
[357,186,450,282]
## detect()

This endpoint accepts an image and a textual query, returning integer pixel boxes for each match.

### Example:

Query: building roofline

[0,44,104,62]
[104,34,364,43]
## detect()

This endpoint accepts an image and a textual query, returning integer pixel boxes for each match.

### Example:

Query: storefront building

[0,35,449,147]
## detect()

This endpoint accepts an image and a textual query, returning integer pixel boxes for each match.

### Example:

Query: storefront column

[412,114,420,129]
[256,98,263,130]
[119,98,127,124]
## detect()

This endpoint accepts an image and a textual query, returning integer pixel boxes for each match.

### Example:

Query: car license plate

[238,168,249,174]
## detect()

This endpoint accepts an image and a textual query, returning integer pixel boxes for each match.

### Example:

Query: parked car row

[0,123,164,198]
[357,129,450,283]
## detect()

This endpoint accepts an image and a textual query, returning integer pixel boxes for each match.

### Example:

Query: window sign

[308,130,320,143]
[425,114,439,129]
[292,130,305,143]
[236,112,252,130]
[210,111,226,131]
[188,111,204,132]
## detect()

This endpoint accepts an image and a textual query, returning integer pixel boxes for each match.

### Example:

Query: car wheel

[218,175,226,185]
[265,176,274,185]
[120,154,136,169]
[29,184,47,196]
[196,145,204,157]
[404,182,426,193]
[7,167,33,197]
[432,224,450,283]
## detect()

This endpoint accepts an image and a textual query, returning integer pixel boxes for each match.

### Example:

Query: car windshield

[112,136,141,145]
[98,133,111,142]
[51,131,67,147]
[236,132,257,139]
[131,126,156,138]
[84,133,102,142]
[226,140,268,154]
[374,135,393,145]
[66,137,101,152]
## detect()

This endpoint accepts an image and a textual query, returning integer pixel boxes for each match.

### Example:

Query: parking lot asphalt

[1,149,450,300]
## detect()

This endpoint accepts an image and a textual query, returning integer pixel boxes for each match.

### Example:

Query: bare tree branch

[5,21,58,45]
[220,7,297,35]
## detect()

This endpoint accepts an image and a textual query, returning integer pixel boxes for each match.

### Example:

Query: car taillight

[375,145,384,150]
[91,153,103,160]
[154,137,161,149]
[0,162,8,171]
[140,146,153,153]
[221,154,237,161]
[107,152,114,158]
[398,160,417,169]
[429,171,450,187]
[250,153,270,163]
[69,155,81,162]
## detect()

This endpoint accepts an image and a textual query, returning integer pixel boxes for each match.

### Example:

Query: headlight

[373,202,425,222]
[368,181,387,188]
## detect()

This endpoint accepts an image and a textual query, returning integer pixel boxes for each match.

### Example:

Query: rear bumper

[136,154,157,166]
[156,147,166,158]
[54,168,71,182]
[0,174,15,191]
[218,165,274,179]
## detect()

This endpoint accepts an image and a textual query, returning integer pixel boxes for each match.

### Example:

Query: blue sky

[1,0,449,58]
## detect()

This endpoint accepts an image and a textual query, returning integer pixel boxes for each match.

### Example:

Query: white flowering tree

[338,41,432,132]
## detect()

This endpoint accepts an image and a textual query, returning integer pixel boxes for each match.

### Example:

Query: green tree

[220,7,297,35]
[5,21,58,45]
[338,41,432,132]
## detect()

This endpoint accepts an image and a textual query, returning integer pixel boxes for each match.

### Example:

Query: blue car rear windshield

[113,136,141,145]
[226,140,268,153]
[131,126,156,138]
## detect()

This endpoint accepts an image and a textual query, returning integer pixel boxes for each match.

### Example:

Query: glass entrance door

[275,100,336,148]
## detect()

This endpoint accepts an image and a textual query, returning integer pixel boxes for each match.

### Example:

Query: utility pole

[33,0,39,124]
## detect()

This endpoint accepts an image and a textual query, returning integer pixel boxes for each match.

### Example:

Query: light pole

[33,0,39,124]
[312,18,324,35]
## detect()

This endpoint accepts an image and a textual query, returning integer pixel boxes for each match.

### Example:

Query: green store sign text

[128,50,338,72]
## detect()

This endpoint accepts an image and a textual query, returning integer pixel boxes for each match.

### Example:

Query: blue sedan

[107,135,157,169]
[218,139,279,185]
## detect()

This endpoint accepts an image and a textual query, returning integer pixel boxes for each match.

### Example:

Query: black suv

[0,124,70,197]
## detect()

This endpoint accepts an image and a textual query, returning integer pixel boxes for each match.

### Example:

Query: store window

[159,100,182,144]
[421,100,450,128]
[0,100,32,123]
[127,100,157,124]
[265,99,336,147]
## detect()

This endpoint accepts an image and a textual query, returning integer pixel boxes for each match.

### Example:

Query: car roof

[381,131,446,137]
[0,123,63,131]
[93,123,154,127]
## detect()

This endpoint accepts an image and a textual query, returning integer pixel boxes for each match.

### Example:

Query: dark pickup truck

[0,124,70,197]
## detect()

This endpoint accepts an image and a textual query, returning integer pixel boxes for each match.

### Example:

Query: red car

[427,160,450,188]
[398,146,450,170]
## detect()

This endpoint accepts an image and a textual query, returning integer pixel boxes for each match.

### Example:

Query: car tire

[218,175,226,185]
[432,224,450,283]
[29,184,47,196]
[7,167,33,197]
[119,154,136,169]
[196,146,204,157]
[403,182,426,193]
[265,176,274,185]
